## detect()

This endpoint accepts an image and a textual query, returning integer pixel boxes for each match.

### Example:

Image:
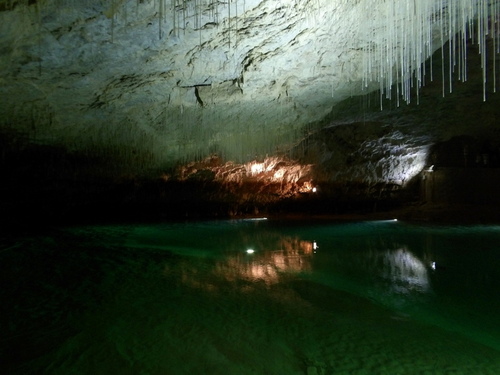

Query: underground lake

[1,218,499,374]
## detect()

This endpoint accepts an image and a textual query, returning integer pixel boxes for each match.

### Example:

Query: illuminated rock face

[1,1,500,222]
[1,0,365,167]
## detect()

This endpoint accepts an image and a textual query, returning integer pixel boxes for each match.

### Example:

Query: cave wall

[422,168,500,205]
[1,1,500,224]
[296,38,500,189]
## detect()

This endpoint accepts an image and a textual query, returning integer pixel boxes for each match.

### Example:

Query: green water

[1,219,499,374]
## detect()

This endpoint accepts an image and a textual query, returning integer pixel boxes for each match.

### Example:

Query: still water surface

[1,219,499,374]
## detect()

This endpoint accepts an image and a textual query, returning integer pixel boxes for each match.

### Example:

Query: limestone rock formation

[1,0,366,168]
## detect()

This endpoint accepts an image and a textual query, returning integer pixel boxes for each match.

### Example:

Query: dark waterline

[1,219,499,374]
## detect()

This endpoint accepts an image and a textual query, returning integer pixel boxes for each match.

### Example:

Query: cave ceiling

[0,0,499,183]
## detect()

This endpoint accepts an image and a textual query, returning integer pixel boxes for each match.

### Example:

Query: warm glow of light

[179,156,314,198]
[301,181,317,193]
[250,163,264,175]
[273,169,285,179]
[215,236,316,286]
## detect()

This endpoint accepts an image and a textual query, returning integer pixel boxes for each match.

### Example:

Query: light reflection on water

[151,219,500,347]
[370,246,430,294]
[315,245,432,296]
[2,220,500,374]
[164,235,315,289]
[134,219,499,347]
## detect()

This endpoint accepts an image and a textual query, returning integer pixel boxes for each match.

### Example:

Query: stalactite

[170,0,177,36]
[110,0,117,43]
[35,1,42,76]
[197,0,202,46]
[158,0,162,39]
[235,0,238,48]
[440,0,445,97]
[362,0,500,106]
[228,0,231,49]
[493,0,498,92]
[213,0,217,25]
[182,0,186,35]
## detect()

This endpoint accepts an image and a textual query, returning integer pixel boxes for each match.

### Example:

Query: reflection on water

[171,232,431,298]
[234,237,315,284]
[167,236,316,289]
[2,220,500,374]
[376,247,430,294]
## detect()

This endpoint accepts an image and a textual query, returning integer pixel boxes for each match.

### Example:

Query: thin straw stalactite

[362,0,500,107]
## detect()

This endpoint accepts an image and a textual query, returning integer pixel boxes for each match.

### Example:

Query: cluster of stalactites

[361,0,500,108]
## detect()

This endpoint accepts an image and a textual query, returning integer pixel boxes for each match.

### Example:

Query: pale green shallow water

[1,219,499,374]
